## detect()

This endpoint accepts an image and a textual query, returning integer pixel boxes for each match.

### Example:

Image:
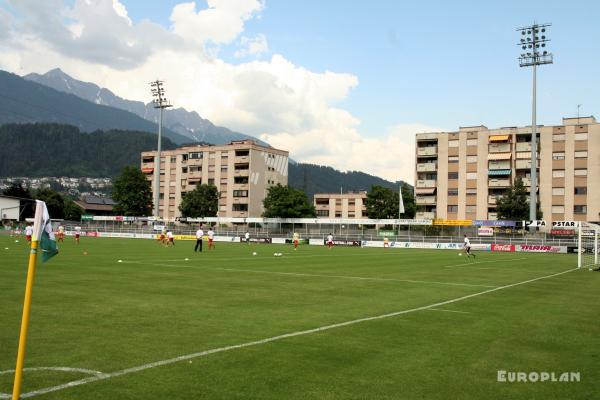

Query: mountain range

[24,68,266,146]
[0,68,406,196]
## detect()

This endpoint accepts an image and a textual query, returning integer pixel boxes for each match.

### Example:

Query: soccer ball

[15,240,19,243]
[458,253,462,256]
[252,252,257,256]
[118,259,123,263]
[274,253,277,256]
[185,258,189,261]
[277,253,282,257]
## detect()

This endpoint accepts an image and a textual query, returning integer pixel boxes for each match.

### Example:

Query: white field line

[442,257,529,268]
[122,261,497,288]
[0,368,106,399]
[15,267,579,399]
[426,308,472,314]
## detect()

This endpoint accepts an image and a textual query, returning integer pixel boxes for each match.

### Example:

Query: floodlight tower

[516,23,553,225]
[149,80,172,218]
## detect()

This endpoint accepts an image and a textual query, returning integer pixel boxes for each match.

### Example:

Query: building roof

[73,197,115,212]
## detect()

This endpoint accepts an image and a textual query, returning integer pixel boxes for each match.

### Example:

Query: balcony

[516,142,532,152]
[488,212,498,220]
[515,159,537,169]
[416,163,437,172]
[416,212,436,219]
[416,179,436,188]
[234,169,250,177]
[489,143,511,153]
[488,195,502,205]
[488,179,511,187]
[417,146,437,156]
[489,161,511,169]
[521,177,531,187]
[416,195,436,204]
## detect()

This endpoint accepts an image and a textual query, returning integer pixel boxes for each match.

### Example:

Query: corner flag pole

[12,201,44,400]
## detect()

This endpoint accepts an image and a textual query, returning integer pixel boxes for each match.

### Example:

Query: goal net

[578,222,600,270]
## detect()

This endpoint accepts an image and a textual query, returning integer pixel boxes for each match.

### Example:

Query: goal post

[578,222,600,270]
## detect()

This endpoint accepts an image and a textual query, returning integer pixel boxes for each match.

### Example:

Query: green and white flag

[33,200,58,262]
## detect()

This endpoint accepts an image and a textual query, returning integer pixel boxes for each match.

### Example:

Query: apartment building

[141,140,289,219]
[314,191,368,219]
[415,116,600,222]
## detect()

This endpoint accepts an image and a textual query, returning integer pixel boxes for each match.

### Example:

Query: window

[142,156,154,163]
[467,155,478,163]
[220,178,228,184]
[552,152,565,160]
[348,200,356,206]
[208,179,214,185]
[466,189,477,195]
[575,132,588,141]
[233,190,248,197]
[466,172,477,180]
[234,163,249,170]
[181,167,188,173]
[448,140,459,148]
[574,205,587,214]
[467,139,477,146]
[315,198,329,205]
[169,193,175,199]
[316,210,329,217]
[221,166,228,172]
[574,169,588,176]
[234,176,249,184]
[448,189,458,196]
[170,156,176,163]
[574,187,587,195]
[235,150,249,157]
[552,188,565,196]
[552,170,565,178]
[209,152,216,159]
[189,152,203,159]
[465,205,476,213]
[448,156,459,163]
[232,204,248,211]
[335,212,342,217]
[574,151,588,158]
[348,213,355,218]
[447,205,458,212]
[552,205,565,214]
[189,166,201,173]
[448,172,459,179]
[552,133,565,141]
[208,166,215,172]
[335,199,342,205]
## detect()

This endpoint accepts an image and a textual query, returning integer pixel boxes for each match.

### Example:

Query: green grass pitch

[1,235,599,399]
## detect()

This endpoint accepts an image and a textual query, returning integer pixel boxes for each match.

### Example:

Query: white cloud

[0,0,439,183]
[234,34,269,58]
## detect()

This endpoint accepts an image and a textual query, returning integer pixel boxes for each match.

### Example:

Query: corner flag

[12,200,58,399]
[36,200,58,262]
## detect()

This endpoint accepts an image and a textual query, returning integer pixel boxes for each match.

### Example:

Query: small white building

[0,195,21,221]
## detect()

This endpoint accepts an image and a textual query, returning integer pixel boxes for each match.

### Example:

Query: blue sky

[1,0,598,181]
[121,0,600,136]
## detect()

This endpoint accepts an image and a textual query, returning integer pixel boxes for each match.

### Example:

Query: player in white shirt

[74,226,82,244]
[25,224,33,243]
[207,228,215,250]
[245,232,250,244]
[463,235,475,258]
[326,233,334,249]
[57,225,65,243]
[166,231,175,247]
[293,232,299,250]
[195,227,204,252]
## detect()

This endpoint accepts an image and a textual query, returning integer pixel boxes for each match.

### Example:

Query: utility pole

[516,23,553,226]
[149,80,172,219]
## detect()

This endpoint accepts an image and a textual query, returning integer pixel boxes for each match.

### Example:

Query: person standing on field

[293,232,299,250]
[245,231,250,244]
[208,227,215,250]
[195,227,204,252]
[327,233,334,249]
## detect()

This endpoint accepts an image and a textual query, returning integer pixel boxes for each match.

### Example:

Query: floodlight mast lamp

[516,23,552,225]
[149,80,172,219]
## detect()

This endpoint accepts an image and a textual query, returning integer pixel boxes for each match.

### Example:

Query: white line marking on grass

[443,257,529,268]
[426,308,471,314]
[0,368,107,399]
[123,261,497,288]
[17,267,579,399]
[212,267,498,288]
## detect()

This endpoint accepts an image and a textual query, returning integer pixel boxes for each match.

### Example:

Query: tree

[262,184,316,218]
[365,185,399,219]
[35,188,65,219]
[112,166,153,216]
[179,184,219,218]
[63,199,83,221]
[496,177,542,220]
[2,182,34,219]
[400,182,416,219]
